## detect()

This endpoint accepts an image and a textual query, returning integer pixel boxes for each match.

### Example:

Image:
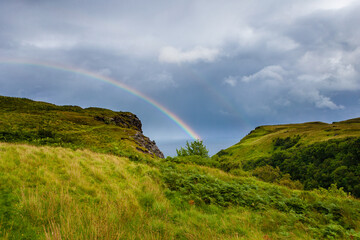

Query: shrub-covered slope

[1,143,360,239]
[215,119,360,165]
[213,119,360,197]
[0,95,163,158]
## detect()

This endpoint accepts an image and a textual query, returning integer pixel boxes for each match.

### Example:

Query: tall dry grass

[2,143,357,239]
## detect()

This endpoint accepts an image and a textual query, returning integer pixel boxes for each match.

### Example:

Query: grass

[1,142,360,239]
[0,143,158,239]
[0,143,265,239]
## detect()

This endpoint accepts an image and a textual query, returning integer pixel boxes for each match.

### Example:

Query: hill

[213,119,360,197]
[0,95,163,158]
[1,142,360,239]
[215,119,360,164]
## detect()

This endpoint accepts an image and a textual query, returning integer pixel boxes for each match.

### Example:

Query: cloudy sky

[1,0,360,156]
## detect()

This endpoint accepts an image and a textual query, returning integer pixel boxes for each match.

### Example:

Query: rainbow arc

[0,59,201,140]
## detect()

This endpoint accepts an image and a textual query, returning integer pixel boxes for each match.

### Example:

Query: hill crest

[0,95,164,158]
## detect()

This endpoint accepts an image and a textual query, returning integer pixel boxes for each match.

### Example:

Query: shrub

[252,165,281,183]
[250,137,360,197]
[176,140,209,158]
[273,135,300,150]
[252,165,303,190]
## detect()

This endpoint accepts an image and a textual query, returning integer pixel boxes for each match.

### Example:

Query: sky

[1,0,360,156]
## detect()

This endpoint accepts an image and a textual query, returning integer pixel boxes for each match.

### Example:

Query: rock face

[94,114,142,132]
[113,115,142,132]
[94,113,164,158]
[133,132,164,158]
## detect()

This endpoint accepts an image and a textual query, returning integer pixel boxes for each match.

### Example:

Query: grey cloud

[236,58,356,110]
[159,46,219,64]
[241,65,286,84]
[223,76,237,86]
[219,3,360,112]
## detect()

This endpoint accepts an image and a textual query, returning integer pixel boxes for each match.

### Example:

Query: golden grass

[0,143,273,240]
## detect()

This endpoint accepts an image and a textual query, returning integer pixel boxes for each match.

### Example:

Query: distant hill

[0,95,163,158]
[213,119,360,197]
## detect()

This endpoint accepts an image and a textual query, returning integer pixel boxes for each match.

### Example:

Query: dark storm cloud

[220,2,360,116]
[1,0,360,155]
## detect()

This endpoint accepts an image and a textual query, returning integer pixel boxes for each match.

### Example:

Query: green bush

[247,137,360,197]
[252,165,303,190]
[159,163,360,239]
[253,165,281,183]
[273,135,301,150]
[176,140,209,158]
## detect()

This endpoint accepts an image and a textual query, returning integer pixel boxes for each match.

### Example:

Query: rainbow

[0,59,201,140]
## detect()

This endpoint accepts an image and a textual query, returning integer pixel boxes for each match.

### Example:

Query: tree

[176,140,209,158]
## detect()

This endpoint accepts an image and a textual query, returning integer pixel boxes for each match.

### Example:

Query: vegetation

[1,142,360,239]
[213,120,360,195]
[273,135,301,150]
[214,120,360,171]
[245,137,360,197]
[0,95,160,158]
[1,95,360,239]
[252,165,303,190]
[176,140,209,158]
[0,143,177,239]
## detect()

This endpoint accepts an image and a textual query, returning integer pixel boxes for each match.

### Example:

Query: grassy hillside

[2,143,360,239]
[213,119,360,197]
[215,119,360,166]
[0,95,163,158]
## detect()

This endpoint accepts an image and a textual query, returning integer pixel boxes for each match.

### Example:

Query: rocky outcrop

[94,113,164,158]
[133,132,164,158]
[113,115,142,132]
[94,114,142,132]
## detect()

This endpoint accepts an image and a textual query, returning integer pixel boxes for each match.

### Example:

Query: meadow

[1,143,360,239]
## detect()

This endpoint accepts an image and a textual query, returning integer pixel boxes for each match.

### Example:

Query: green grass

[1,143,360,239]
[0,143,174,239]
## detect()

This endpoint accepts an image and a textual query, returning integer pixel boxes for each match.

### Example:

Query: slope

[215,119,360,165]
[0,95,163,158]
[213,119,360,197]
[1,143,360,239]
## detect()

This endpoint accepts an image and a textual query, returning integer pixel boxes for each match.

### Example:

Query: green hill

[213,119,360,197]
[0,95,163,158]
[215,119,360,164]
